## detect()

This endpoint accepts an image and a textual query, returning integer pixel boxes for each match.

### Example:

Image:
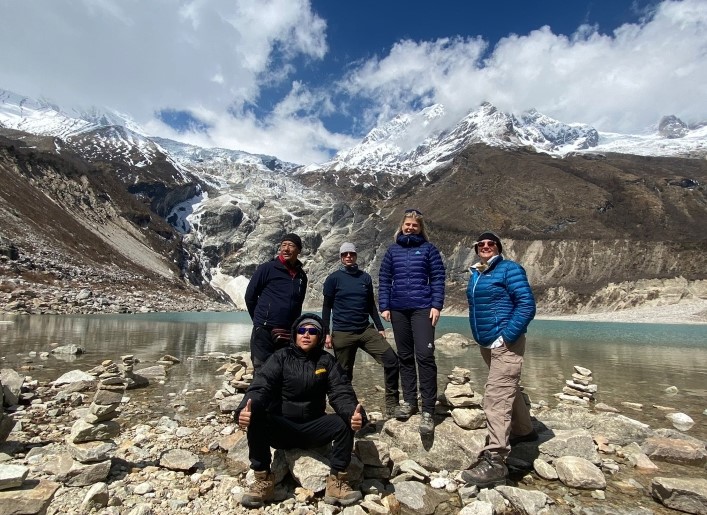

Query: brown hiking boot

[241,470,274,508]
[461,451,508,489]
[323,471,362,506]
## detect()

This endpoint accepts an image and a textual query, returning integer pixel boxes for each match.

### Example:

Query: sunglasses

[297,326,321,336]
[477,240,497,248]
[404,208,423,216]
[340,252,357,257]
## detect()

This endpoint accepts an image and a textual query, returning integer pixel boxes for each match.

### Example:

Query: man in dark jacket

[322,242,400,418]
[235,314,366,508]
[244,233,308,369]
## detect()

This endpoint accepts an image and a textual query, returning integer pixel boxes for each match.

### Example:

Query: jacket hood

[290,313,327,350]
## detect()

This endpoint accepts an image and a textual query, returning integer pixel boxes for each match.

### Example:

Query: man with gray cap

[322,242,400,418]
[245,232,308,369]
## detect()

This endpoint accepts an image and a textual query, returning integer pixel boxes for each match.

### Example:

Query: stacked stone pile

[65,361,126,481]
[557,365,597,407]
[439,367,486,430]
[214,354,254,413]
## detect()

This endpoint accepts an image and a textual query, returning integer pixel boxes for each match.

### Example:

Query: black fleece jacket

[235,314,367,425]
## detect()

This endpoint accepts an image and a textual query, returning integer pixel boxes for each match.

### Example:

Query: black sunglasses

[405,208,423,216]
[340,252,357,257]
[297,326,321,336]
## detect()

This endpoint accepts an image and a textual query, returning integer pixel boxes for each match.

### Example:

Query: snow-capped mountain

[309,102,705,175]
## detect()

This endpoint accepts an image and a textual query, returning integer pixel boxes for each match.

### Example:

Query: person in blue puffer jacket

[378,208,445,436]
[462,231,537,490]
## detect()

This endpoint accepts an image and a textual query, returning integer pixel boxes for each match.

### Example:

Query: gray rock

[533,459,558,480]
[555,456,607,490]
[451,408,487,430]
[392,480,453,515]
[435,333,475,348]
[93,389,124,405]
[0,480,60,514]
[0,414,16,444]
[81,482,109,509]
[159,449,201,471]
[217,395,244,413]
[380,416,486,471]
[496,485,553,513]
[134,365,167,378]
[69,419,121,443]
[51,344,85,355]
[641,437,707,466]
[52,369,96,386]
[459,500,494,515]
[591,413,652,445]
[651,477,707,514]
[64,459,112,487]
[477,488,508,513]
[286,449,331,492]
[0,369,23,407]
[0,464,28,491]
[65,438,116,463]
[355,439,390,467]
[538,428,600,464]
[666,412,695,431]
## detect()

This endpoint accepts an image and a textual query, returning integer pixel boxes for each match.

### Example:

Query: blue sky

[1,0,706,164]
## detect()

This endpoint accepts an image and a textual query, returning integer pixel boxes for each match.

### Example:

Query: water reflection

[1,313,705,439]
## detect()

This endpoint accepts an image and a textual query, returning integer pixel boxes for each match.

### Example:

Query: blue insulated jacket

[466,256,536,346]
[378,233,446,311]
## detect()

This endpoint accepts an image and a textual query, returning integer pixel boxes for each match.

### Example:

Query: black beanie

[474,232,503,254]
[281,233,303,250]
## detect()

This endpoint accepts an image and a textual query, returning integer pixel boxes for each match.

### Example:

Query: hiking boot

[384,405,397,420]
[418,412,435,435]
[461,451,508,489]
[509,429,538,446]
[394,402,418,421]
[323,471,362,506]
[241,470,274,508]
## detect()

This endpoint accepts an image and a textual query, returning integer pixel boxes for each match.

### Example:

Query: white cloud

[341,0,707,133]
[1,0,705,165]
[0,0,326,120]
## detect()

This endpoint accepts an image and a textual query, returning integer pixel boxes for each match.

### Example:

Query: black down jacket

[235,314,367,425]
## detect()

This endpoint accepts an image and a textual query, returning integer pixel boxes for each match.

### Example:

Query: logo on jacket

[415,250,421,255]
[315,368,327,375]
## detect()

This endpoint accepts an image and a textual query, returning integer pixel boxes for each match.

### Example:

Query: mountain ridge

[0,88,705,317]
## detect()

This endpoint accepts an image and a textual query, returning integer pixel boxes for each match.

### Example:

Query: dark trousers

[331,325,400,409]
[390,308,437,414]
[250,325,288,370]
[248,412,354,473]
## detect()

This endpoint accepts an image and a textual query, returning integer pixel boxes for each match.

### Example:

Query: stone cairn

[214,354,255,414]
[556,365,597,407]
[439,367,487,430]
[65,360,127,477]
[119,354,149,389]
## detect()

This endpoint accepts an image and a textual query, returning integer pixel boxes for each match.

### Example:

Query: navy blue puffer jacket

[466,256,536,346]
[378,233,446,311]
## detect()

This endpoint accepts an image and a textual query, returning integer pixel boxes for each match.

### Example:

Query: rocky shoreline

[1,340,706,515]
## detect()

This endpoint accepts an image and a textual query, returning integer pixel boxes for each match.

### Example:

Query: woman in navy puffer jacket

[378,209,445,435]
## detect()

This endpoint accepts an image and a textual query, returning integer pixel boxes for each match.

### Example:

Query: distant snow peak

[322,102,602,176]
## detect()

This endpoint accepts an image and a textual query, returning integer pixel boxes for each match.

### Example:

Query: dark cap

[474,232,503,254]
[281,233,302,250]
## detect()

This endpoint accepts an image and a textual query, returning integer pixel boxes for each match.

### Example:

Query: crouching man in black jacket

[235,313,367,508]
